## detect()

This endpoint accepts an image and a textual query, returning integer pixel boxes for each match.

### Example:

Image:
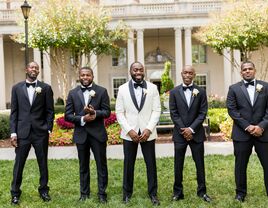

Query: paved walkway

[0,142,234,160]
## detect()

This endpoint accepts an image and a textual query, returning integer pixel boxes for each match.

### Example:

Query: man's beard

[131,74,144,83]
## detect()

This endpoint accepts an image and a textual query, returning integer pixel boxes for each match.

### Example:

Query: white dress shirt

[244,79,255,106]
[26,80,37,105]
[133,80,143,107]
[81,84,93,126]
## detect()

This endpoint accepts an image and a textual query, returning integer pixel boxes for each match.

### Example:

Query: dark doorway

[152,81,161,93]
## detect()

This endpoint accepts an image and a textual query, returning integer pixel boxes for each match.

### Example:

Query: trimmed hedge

[208,108,229,133]
[0,114,10,140]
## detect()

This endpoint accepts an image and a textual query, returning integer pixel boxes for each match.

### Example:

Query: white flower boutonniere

[89,90,96,97]
[35,87,42,94]
[192,88,199,97]
[143,88,147,95]
[256,84,263,92]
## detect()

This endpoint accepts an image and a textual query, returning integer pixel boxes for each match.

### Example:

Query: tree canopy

[195,0,268,61]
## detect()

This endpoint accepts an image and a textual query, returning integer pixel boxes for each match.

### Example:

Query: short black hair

[129,61,143,71]
[80,66,93,75]
[241,61,255,70]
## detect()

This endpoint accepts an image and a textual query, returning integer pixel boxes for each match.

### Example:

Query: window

[194,74,207,91]
[113,78,127,98]
[192,45,207,64]
[112,48,127,67]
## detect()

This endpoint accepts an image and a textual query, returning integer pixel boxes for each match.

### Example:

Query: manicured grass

[0,155,268,207]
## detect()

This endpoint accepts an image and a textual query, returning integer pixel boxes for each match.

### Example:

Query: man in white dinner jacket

[115,61,161,206]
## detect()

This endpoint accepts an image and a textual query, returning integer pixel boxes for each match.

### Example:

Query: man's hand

[11,136,18,148]
[180,128,193,141]
[128,130,141,143]
[140,129,151,143]
[251,125,264,137]
[246,125,255,134]
[83,111,96,122]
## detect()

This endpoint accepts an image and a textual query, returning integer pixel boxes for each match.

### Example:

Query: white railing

[106,1,222,17]
[0,0,222,22]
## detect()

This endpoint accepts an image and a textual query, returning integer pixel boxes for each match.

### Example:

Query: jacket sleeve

[169,89,185,130]
[65,91,83,126]
[10,85,18,134]
[45,85,55,132]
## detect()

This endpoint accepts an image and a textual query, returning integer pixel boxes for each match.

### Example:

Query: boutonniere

[256,84,263,92]
[143,88,147,95]
[89,90,96,97]
[35,87,42,94]
[192,88,199,97]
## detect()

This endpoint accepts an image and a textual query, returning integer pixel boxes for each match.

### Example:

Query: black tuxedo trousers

[123,140,158,198]
[76,134,108,197]
[234,138,268,196]
[11,130,49,197]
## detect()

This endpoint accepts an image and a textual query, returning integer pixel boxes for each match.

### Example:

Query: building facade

[0,0,257,109]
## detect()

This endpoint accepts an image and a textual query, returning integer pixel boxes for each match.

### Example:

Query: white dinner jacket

[115,80,161,141]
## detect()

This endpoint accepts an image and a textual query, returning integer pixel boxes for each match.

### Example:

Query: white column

[43,49,51,85]
[184,27,192,65]
[232,49,241,83]
[90,53,98,84]
[136,29,144,66]
[127,30,135,72]
[223,48,232,96]
[174,28,183,86]
[0,35,6,109]
[33,48,42,80]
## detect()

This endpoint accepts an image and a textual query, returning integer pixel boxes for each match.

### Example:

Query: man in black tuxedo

[227,61,268,202]
[65,66,110,203]
[10,61,54,205]
[169,65,211,203]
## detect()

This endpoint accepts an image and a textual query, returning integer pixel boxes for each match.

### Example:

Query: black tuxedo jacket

[227,80,268,142]
[10,80,54,139]
[169,84,208,143]
[65,84,111,144]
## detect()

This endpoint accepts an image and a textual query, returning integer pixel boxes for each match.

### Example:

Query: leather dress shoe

[99,195,107,203]
[200,194,211,202]
[235,194,245,202]
[150,195,160,206]
[123,195,131,204]
[11,196,20,205]
[79,195,89,201]
[40,192,51,202]
[172,194,184,201]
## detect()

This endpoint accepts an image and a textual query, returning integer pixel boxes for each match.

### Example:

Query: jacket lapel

[253,80,260,106]
[22,82,31,106]
[128,81,139,111]
[139,81,147,111]
[240,81,252,106]
[78,86,86,106]
[31,80,40,105]
[178,85,188,108]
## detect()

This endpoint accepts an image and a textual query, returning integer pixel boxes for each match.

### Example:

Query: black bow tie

[26,82,36,88]
[245,81,255,88]
[134,82,144,89]
[182,85,193,91]
[81,86,92,92]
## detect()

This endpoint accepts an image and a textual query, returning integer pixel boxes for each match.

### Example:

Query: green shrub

[110,99,116,111]
[208,108,229,132]
[220,116,233,141]
[55,97,64,105]
[54,105,65,114]
[0,114,10,140]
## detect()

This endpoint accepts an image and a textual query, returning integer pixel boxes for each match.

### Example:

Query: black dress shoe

[123,195,131,204]
[172,194,184,201]
[99,195,107,203]
[200,194,211,203]
[150,196,160,206]
[40,192,51,202]
[79,195,89,201]
[11,196,20,205]
[235,195,245,202]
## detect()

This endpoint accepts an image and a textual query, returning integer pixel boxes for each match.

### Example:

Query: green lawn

[0,155,268,207]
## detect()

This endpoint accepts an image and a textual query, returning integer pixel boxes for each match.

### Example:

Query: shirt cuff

[189,127,195,134]
[81,116,86,126]
[11,133,17,137]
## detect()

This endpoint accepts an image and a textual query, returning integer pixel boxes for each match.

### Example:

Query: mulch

[0,133,226,148]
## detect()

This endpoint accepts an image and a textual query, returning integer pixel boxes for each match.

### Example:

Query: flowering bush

[56,116,74,129]
[104,112,117,127]
[220,116,233,141]
[208,94,226,108]
[49,114,74,146]
[160,91,170,111]
[107,123,122,145]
